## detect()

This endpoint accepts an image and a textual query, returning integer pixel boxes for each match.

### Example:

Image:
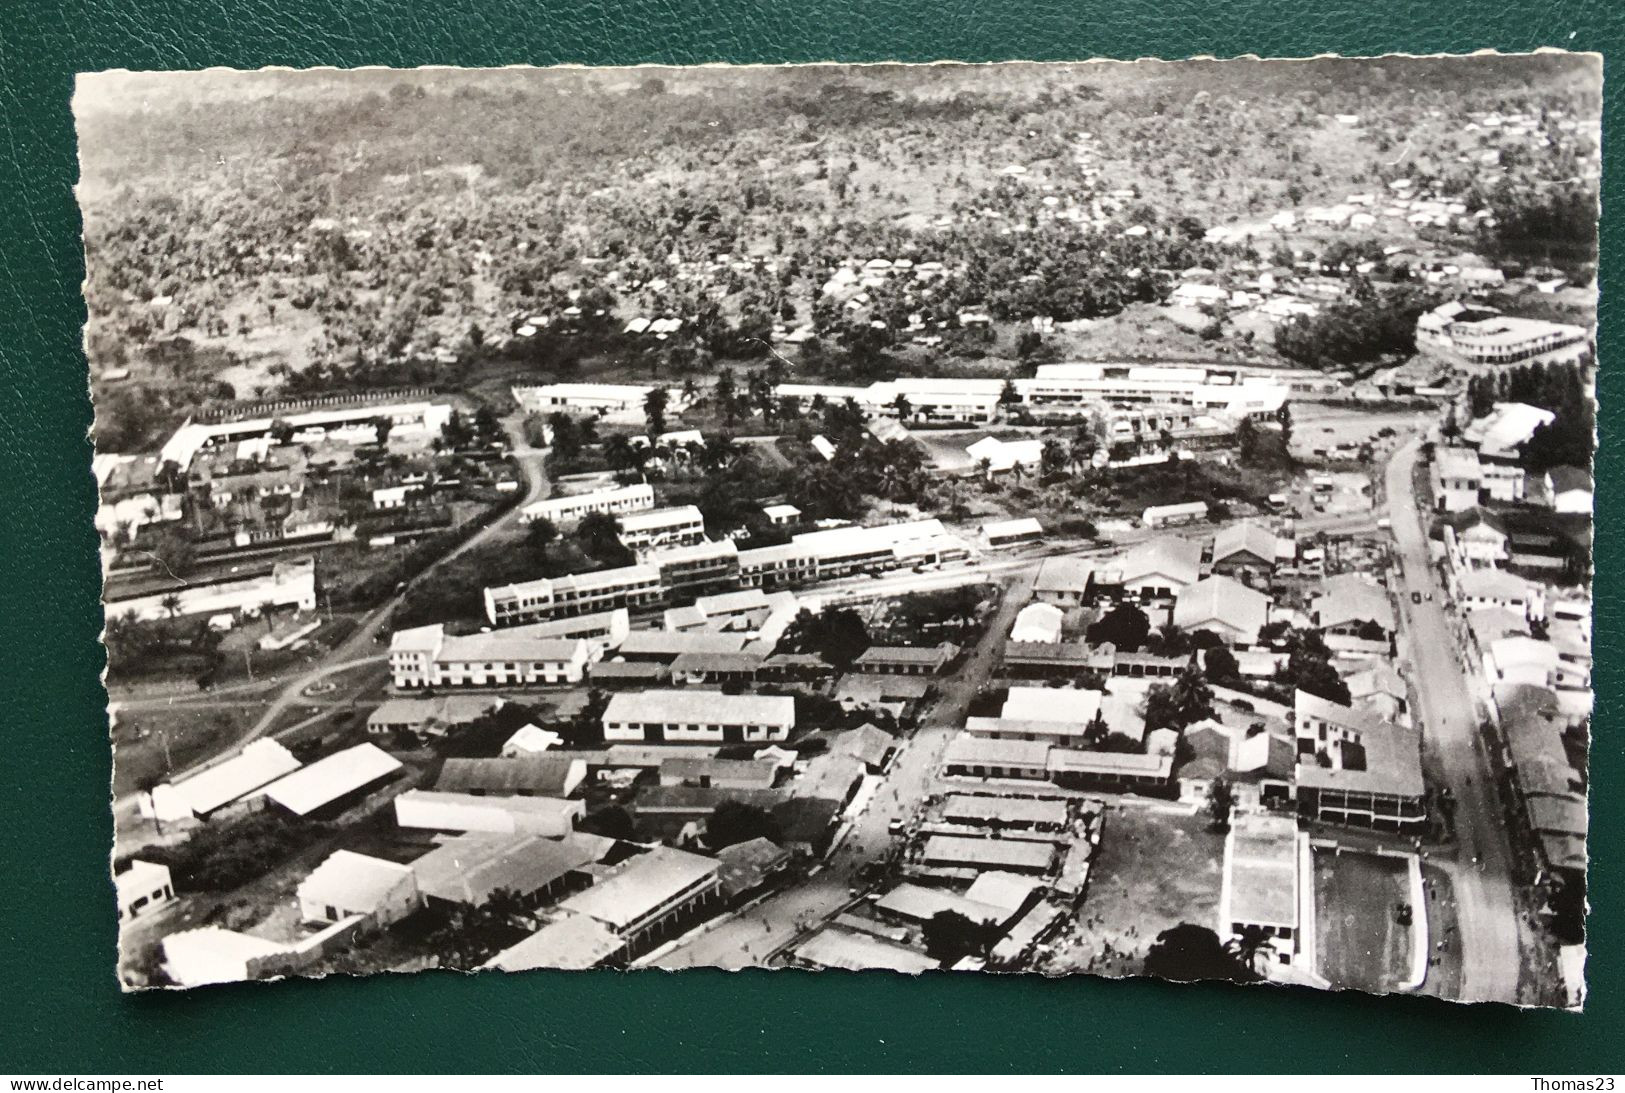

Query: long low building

[601,689,796,745]
[775,367,1288,423]
[388,624,593,689]
[942,733,1173,792]
[139,739,302,824]
[486,518,971,623]
[393,789,586,837]
[158,400,453,471]
[557,846,723,953]
[520,482,654,527]
[105,557,317,623]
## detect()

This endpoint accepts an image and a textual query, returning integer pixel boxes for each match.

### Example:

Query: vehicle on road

[1412,591,1423,604]
[888,819,905,835]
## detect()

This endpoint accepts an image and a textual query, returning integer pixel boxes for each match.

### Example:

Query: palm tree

[1225,923,1274,976]
[160,593,183,619]
[891,392,913,423]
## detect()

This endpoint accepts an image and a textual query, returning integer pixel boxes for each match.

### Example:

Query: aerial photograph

[81,55,1596,1006]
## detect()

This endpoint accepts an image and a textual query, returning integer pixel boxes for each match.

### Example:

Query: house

[1346,662,1410,726]
[410,832,605,909]
[1047,748,1174,792]
[161,927,301,987]
[1010,603,1065,644]
[1312,574,1395,652]
[436,756,588,799]
[715,837,793,899]
[297,850,420,928]
[557,846,724,953]
[1141,501,1209,528]
[1120,537,1204,599]
[393,789,586,837]
[1431,447,1484,513]
[1464,402,1557,463]
[940,794,1069,830]
[1457,568,1534,616]
[1219,811,1301,967]
[980,518,1044,550]
[367,695,505,738]
[762,503,802,526]
[831,723,895,771]
[965,436,1044,474]
[139,739,302,824]
[669,651,767,686]
[115,860,176,923]
[1543,466,1594,515]
[1173,576,1270,647]
[501,724,564,757]
[1210,521,1286,584]
[922,834,1056,875]
[1033,556,1095,607]
[851,642,958,676]
[617,630,749,663]
[1458,513,1510,568]
[259,743,403,819]
[1001,640,1095,678]
[1485,636,1563,690]
[601,690,796,744]
[941,735,1052,780]
[658,757,779,791]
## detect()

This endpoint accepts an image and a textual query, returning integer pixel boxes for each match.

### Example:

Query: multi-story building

[484,564,664,625]
[616,505,708,552]
[646,539,741,598]
[520,483,655,527]
[388,624,593,689]
[1416,301,1590,367]
[601,690,796,744]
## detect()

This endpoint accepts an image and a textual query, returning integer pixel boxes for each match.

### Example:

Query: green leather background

[1,0,1620,1073]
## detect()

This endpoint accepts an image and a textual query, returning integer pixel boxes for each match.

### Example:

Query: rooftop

[297,850,414,912]
[486,911,625,971]
[1225,811,1299,927]
[260,743,402,816]
[602,689,796,727]
[557,846,721,932]
[922,834,1056,871]
[1001,685,1102,725]
[435,757,583,797]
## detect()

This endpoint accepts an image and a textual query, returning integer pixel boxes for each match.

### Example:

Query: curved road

[1385,437,1525,1003]
[112,416,551,832]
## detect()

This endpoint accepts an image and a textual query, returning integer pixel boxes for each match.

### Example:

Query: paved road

[653,570,1037,968]
[1385,437,1525,1004]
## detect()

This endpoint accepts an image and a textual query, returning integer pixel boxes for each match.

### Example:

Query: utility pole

[244,647,255,682]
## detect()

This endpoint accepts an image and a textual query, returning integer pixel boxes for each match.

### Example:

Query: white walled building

[601,690,796,744]
[520,482,655,527]
[388,624,593,689]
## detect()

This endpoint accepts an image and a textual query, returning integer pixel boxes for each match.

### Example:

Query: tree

[159,593,183,619]
[1202,645,1240,683]
[998,380,1020,413]
[644,386,671,439]
[578,805,634,840]
[890,392,913,423]
[777,607,871,669]
[922,910,999,966]
[371,416,394,447]
[1207,777,1235,832]
[525,516,559,562]
[707,800,781,849]
[1142,923,1258,983]
[1086,604,1151,651]
[1236,416,1259,464]
[576,511,630,566]
[1224,923,1274,976]
[715,368,740,426]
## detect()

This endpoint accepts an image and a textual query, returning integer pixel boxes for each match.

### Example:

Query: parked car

[888,819,906,835]
[1411,591,1422,604]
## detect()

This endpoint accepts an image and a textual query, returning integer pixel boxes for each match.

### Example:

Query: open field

[112,703,269,797]
[1313,849,1414,994]
[1038,805,1224,977]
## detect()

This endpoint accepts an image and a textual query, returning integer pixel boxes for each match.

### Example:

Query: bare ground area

[1313,848,1413,994]
[1037,803,1224,978]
